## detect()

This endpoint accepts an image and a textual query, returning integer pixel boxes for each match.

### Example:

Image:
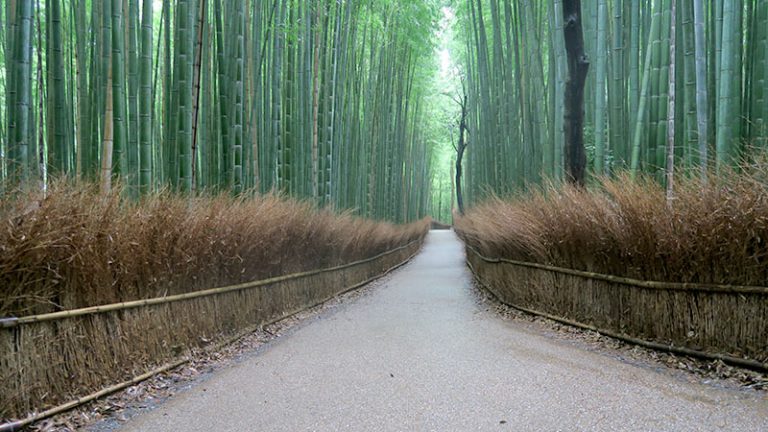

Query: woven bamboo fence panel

[466,247,768,367]
[1,241,421,418]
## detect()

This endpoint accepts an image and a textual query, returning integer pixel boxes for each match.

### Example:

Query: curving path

[114,230,767,431]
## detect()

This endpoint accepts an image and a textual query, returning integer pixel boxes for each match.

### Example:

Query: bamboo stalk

[692,0,708,178]
[666,0,676,198]
[100,63,114,194]
[138,0,153,193]
[110,0,127,181]
[190,0,206,193]
[176,0,193,191]
[593,0,608,175]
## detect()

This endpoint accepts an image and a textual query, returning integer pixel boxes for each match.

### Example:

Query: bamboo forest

[2,1,768,429]
[457,0,768,205]
[2,1,768,216]
[1,0,440,223]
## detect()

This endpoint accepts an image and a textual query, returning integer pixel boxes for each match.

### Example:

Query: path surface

[115,231,767,431]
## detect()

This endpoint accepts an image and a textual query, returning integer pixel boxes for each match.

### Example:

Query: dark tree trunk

[562,0,589,186]
[455,90,468,215]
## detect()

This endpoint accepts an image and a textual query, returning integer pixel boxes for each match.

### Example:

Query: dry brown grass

[0,182,428,317]
[456,170,768,287]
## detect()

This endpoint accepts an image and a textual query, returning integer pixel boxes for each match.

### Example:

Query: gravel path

[115,230,768,431]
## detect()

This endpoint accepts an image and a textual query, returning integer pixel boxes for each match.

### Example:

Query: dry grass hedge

[0,182,429,317]
[456,170,768,287]
[456,170,768,365]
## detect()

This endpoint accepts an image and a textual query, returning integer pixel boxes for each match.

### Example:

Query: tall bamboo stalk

[715,0,742,169]
[594,0,608,175]
[8,0,32,183]
[176,0,193,191]
[110,0,127,184]
[138,0,153,193]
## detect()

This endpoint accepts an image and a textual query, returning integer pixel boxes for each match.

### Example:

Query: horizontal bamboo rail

[465,246,768,373]
[0,240,419,329]
[466,245,768,295]
[0,244,419,432]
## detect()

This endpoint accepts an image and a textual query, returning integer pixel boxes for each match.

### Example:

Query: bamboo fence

[0,240,421,420]
[465,245,768,372]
